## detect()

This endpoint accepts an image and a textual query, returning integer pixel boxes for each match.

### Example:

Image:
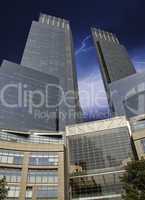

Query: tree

[0,177,8,200]
[121,159,145,200]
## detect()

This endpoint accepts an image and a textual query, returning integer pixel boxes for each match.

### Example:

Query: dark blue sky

[0,0,145,120]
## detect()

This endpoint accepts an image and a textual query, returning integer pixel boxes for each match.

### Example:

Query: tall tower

[21,14,82,131]
[91,28,136,86]
[91,28,136,116]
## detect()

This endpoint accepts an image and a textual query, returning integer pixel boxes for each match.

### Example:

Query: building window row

[0,169,21,183]
[7,186,20,198]
[27,170,58,184]
[29,152,59,166]
[0,131,63,144]
[36,186,58,199]
[0,150,24,165]
[0,149,59,167]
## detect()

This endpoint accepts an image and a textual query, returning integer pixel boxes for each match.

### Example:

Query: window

[8,186,20,198]
[29,152,59,166]
[27,170,58,184]
[26,187,33,198]
[0,168,21,183]
[36,186,58,199]
[0,150,24,165]
[141,139,145,153]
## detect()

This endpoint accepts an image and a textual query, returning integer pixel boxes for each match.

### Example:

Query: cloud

[75,35,94,56]
[134,61,145,64]
[78,70,109,114]
[76,35,109,120]
[132,59,145,72]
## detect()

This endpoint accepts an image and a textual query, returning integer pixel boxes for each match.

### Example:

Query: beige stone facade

[0,140,65,200]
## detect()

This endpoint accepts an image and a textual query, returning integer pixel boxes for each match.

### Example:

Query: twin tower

[0,13,145,133]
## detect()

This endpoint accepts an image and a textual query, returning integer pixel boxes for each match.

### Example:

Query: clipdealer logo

[0,83,77,116]
[110,82,145,116]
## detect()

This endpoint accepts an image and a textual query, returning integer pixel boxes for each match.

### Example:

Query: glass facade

[91,28,136,117]
[68,127,133,174]
[109,72,145,118]
[70,171,123,199]
[21,14,82,131]
[0,60,59,132]
[67,119,133,199]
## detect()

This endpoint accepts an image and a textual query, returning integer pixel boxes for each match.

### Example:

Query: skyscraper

[0,60,59,132]
[91,28,136,88]
[21,14,82,131]
[91,28,145,118]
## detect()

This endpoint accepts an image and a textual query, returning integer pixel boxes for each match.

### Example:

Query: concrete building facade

[0,130,65,200]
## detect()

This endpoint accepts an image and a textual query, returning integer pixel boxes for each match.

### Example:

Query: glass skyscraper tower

[21,14,82,131]
[91,28,136,86]
[91,28,145,118]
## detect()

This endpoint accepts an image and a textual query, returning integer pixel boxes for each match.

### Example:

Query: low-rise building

[0,130,65,200]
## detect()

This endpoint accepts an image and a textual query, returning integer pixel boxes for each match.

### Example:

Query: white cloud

[132,59,145,72]
[78,70,109,114]
[75,35,94,56]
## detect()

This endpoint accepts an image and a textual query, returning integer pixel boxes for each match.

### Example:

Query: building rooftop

[66,116,127,136]
[39,13,70,29]
[91,28,119,44]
